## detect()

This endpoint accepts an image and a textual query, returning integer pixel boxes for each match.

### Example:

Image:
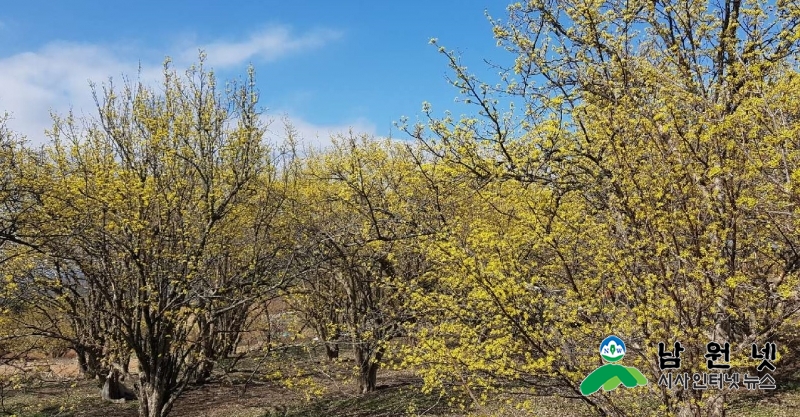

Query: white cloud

[0,42,134,144]
[277,115,377,152]
[186,26,342,68]
[0,26,351,146]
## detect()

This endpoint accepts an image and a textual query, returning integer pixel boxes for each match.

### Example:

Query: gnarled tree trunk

[137,375,174,417]
[355,343,384,394]
[75,344,105,380]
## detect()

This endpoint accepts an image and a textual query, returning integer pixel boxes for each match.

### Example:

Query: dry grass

[0,348,798,417]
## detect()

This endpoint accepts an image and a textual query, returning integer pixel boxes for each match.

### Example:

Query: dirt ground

[1,350,799,417]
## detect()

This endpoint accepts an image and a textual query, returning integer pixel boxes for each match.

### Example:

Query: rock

[101,369,137,403]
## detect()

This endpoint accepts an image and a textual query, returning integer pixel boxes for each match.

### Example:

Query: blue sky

[0,1,513,147]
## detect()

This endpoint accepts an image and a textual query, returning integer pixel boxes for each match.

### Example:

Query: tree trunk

[194,359,213,385]
[357,361,379,394]
[705,391,726,417]
[314,322,340,361]
[120,352,131,374]
[137,378,173,417]
[675,390,725,417]
[193,310,245,384]
[677,404,697,417]
[324,342,339,360]
[76,346,88,374]
[355,344,383,394]
[75,344,105,380]
[193,315,215,385]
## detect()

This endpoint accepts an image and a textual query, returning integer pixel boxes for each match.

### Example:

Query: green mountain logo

[580,335,648,396]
